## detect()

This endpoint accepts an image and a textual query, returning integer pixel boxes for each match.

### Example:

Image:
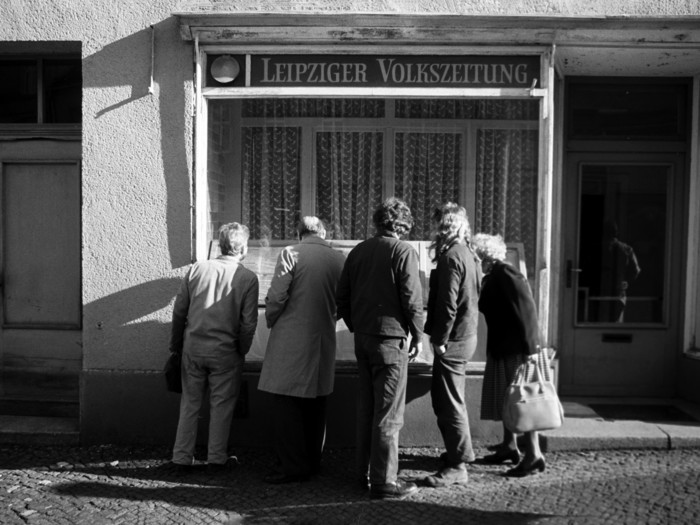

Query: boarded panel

[2,161,81,328]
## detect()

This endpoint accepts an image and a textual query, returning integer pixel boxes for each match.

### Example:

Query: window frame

[0,55,81,140]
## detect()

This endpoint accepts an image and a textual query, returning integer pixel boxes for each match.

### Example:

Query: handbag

[502,350,564,433]
[164,352,182,393]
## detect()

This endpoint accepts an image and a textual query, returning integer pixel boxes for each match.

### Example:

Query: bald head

[297,216,326,239]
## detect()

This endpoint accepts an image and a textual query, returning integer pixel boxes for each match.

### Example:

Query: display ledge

[242,360,487,375]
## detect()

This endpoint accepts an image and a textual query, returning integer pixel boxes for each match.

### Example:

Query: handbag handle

[515,350,548,387]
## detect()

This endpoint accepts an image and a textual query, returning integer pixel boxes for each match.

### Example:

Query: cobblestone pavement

[1,444,699,525]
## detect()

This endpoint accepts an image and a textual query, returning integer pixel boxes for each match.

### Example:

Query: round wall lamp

[211,55,240,84]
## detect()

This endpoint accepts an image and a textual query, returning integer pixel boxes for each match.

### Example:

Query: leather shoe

[504,457,545,478]
[370,480,419,500]
[207,458,238,474]
[424,465,468,487]
[264,473,310,484]
[477,449,520,465]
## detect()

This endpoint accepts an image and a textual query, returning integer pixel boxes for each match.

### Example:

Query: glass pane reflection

[576,164,668,324]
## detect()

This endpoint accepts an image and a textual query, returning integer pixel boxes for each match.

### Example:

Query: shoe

[207,457,239,474]
[423,465,468,487]
[504,457,546,478]
[370,480,419,500]
[264,473,310,484]
[477,450,520,465]
[174,463,193,475]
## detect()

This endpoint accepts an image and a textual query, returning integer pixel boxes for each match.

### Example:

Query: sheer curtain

[394,132,462,240]
[315,131,383,240]
[475,129,538,277]
[242,127,301,241]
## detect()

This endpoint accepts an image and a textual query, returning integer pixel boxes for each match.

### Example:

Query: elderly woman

[471,233,548,477]
[422,203,481,487]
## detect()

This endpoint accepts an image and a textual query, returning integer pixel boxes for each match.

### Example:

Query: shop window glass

[395,132,463,240]
[395,99,538,120]
[475,129,539,279]
[243,99,384,118]
[316,131,384,240]
[242,127,301,241]
[206,98,539,263]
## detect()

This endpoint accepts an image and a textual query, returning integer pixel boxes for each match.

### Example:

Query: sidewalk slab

[542,418,670,452]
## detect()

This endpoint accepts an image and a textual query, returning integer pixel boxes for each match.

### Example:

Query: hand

[408,339,422,361]
[431,343,447,356]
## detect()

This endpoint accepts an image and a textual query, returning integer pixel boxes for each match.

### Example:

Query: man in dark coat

[336,197,424,500]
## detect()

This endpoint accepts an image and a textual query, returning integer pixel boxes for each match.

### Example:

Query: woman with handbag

[472,233,550,477]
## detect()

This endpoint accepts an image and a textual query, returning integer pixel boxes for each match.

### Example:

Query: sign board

[207,54,541,89]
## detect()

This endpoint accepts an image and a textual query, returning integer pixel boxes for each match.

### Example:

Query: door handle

[566,260,582,288]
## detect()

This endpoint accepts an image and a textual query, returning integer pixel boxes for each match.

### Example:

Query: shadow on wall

[84,277,182,364]
[82,16,192,269]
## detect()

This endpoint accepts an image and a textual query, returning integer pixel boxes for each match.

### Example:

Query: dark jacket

[336,233,423,340]
[478,260,541,358]
[424,242,481,346]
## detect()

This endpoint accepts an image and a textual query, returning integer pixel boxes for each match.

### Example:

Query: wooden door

[0,140,81,412]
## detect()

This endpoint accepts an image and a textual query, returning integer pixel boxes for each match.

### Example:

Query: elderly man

[259,217,346,484]
[336,197,424,500]
[170,223,259,473]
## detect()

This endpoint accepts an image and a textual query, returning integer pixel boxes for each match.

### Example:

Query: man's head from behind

[219,222,250,258]
[373,197,413,237]
[297,216,327,240]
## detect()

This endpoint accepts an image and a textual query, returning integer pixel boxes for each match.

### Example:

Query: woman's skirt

[480,350,554,421]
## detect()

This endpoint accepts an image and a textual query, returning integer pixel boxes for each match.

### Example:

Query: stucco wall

[0,1,195,374]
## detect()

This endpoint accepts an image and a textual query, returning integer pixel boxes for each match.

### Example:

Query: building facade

[1,0,700,445]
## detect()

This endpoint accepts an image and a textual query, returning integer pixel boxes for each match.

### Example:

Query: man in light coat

[170,222,259,473]
[258,216,346,484]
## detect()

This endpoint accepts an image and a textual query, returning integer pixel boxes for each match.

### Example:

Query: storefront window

[206,96,539,295]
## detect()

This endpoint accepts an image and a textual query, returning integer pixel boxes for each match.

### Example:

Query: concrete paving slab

[542,418,669,452]
[657,422,700,449]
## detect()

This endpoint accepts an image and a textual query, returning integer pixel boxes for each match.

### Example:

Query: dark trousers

[431,335,478,465]
[272,394,327,477]
[354,333,409,485]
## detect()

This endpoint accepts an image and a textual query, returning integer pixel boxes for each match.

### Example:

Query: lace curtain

[475,129,539,277]
[315,131,384,240]
[394,132,463,240]
[241,127,301,241]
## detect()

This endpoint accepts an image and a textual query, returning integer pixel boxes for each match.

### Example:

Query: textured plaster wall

[0,1,194,371]
[176,0,700,16]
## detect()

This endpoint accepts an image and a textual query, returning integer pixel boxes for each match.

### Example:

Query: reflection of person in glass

[599,221,641,323]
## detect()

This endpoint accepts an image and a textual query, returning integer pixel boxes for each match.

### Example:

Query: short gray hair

[219,223,250,257]
[297,216,326,239]
[472,233,507,263]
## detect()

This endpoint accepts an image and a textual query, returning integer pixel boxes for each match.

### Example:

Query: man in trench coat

[258,216,346,484]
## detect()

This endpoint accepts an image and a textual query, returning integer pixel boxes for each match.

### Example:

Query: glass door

[561,153,684,396]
